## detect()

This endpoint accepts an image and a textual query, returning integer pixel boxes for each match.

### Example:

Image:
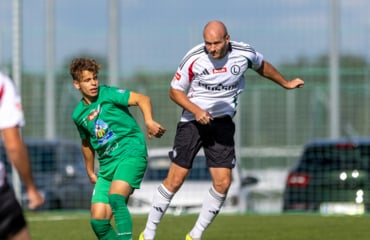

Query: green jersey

[72,85,147,169]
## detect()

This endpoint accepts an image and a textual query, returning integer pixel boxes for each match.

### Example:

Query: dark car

[0,138,93,210]
[282,137,370,214]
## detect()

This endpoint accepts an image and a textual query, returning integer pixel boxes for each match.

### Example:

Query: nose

[209,44,217,52]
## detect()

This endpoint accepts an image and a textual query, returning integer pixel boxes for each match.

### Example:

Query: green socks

[90,219,117,240]
[109,194,133,240]
[90,194,132,240]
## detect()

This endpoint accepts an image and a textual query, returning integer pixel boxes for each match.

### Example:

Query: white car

[128,148,258,215]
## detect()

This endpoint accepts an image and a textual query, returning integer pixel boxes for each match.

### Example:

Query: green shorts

[91,156,147,204]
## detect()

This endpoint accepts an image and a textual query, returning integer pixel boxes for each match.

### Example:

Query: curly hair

[69,58,101,81]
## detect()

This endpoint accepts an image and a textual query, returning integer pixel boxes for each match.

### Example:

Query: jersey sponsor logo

[175,72,181,80]
[231,65,241,75]
[102,141,119,156]
[212,67,227,74]
[88,109,99,121]
[94,119,114,145]
[198,81,238,91]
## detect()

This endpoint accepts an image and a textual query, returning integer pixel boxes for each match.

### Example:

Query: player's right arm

[169,87,213,125]
[170,45,213,124]
[81,138,96,184]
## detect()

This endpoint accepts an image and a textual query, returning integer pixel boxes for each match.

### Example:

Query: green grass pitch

[27,211,369,240]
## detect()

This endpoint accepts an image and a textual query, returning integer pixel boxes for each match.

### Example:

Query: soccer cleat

[185,233,201,240]
[138,232,145,240]
[138,232,144,240]
[138,232,154,240]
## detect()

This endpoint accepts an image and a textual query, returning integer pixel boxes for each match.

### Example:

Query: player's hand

[27,188,45,210]
[88,172,97,184]
[287,78,304,89]
[195,110,213,125]
[146,120,166,139]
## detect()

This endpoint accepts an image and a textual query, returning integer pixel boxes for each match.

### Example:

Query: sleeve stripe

[179,46,205,70]
[230,42,256,55]
[0,84,4,102]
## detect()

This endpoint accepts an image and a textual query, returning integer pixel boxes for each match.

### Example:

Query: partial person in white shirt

[0,72,44,240]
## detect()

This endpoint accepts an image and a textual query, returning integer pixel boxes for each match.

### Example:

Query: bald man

[139,20,304,240]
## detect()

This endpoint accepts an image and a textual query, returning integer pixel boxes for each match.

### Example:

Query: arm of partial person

[169,87,213,124]
[128,91,166,139]
[1,126,44,209]
[81,139,97,184]
[256,60,304,89]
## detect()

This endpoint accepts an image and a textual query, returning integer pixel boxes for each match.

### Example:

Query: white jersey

[0,72,24,186]
[0,72,24,129]
[171,41,263,122]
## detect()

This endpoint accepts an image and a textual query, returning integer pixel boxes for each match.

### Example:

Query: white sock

[143,184,174,239]
[189,186,226,239]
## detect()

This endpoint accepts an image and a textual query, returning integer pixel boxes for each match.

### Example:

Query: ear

[73,79,80,90]
[225,34,230,43]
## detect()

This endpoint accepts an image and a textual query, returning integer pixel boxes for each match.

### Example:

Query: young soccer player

[70,58,166,240]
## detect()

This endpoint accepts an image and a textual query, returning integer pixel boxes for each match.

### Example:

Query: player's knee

[90,219,112,238]
[213,180,231,194]
[163,177,184,192]
[108,194,127,211]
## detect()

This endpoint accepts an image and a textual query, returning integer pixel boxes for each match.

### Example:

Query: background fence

[1,1,370,213]
[13,67,370,213]
[19,68,370,146]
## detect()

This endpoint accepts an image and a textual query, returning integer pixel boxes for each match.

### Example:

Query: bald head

[202,20,230,59]
[203,20,228,39]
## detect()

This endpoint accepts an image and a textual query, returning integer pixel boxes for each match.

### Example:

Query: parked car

[0,138,93,210]
[128,148,258,214]
[283,137,370,214]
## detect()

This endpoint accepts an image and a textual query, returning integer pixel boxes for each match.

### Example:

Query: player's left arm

[128,91,166,139]
[256,60,304,89]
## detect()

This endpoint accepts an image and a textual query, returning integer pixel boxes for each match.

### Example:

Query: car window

[188,156,211,180]
[28,145,57,172]
[1,141,84,175]
[299,144,370,171]
[145,155,211,181]
[145,156,169,180]
[0,144,57,173]
[60,144,85,172]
